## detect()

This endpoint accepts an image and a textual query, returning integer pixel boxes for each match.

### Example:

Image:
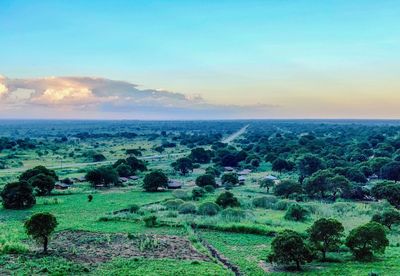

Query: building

[55,182,71,190]
[238,176,246,184]
[265,175,278,181]
[238,169,252,175]
[168,180,183,189]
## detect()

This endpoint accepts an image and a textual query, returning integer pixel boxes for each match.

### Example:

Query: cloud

[0,75,276,119]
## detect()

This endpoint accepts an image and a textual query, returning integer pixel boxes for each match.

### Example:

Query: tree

[216,191,240,208]
[268,230,313,270]
[345,222,389,260]
[304,170,333,198]
[260,179,274,193]
[380,162,400,182]
[85,166,119,187]
[284,204,308,221]
[126,156,147,172]
[221,173,239,185]
[28,173,55,196]
[272,158,294,173]
[190,147,212,163]
[25,213,58,253]
[372,209,400,230]
[195,174,217,188]
[371,181,400,208]
[308,218,344,260]
[297,155,324,180]
[172,157,194,175]
[115,163,132,177]
[19,166,58,182]
[192,187,206,200]
[143,171,168,192]
[274,179,302,198]
[1,181,36,209]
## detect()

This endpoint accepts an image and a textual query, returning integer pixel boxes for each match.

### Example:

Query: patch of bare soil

[34,230,210,264]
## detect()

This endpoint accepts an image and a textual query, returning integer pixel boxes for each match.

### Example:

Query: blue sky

[1,1,400,119]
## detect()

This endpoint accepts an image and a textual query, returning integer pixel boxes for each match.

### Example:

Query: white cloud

[0,75,276,119]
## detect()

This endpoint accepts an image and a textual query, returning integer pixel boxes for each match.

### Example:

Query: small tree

[307,218,344,260]
[260,179,274,193]
[195,174,217,188]
[1,181,36,209]
[25,213,58,253]
[143,171,168,192]
[192,187,206,200]
[172,157,194,176]
[216,191,240,208]
[371,209,400,230]
[345,222,389,260]
[268,230,313,270]
[28,173,55,196]
[221,173,239,185]
[284,204,308,222]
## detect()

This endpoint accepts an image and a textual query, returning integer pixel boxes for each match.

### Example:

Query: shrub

[172,190,190,200]
[128,204,140,213]
[25,212,58,253]
[164,199,184,210]
[345,222,389,260]
[1,181,36,209]
[204,185,215,193]
[221,173,239,185]
[216,191,240,208]
[143,171,168,192]
[192,187,206,200]
[268,229,313,270]
[178,202,197,214]
[143,215,157,227]
[197,202,220,216]
[284,204,308,221]
[220,208,247,222]
[371,209,400,230]
[88,194,93,202]
[252,195,278,209]
[195,174,217,188]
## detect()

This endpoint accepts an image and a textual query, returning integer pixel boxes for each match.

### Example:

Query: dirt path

[222,125,249,144]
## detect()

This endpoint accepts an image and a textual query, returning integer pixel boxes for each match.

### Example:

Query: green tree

[284,204,308,221]
[19,165,58,182]
[25,213,58,253]
[260,179,274,193]
[85,166,119,187]
[371,181,400,208]
[216,191,240,208]
[143,171,168,192]
[307,218,344,260]
[380,161,400,182]
[274,179,302,198]
[115,163,132,177]
[221,173,239,185]
[28,173,55,196]
[1,181,36,209]
[195,174,217,188]
[268,230,313,270]
[172,157,194,176]
[190,147,213,163]
[371,209,400,230]
[272,158,294,173]
[297,155,324,180]
[345,222,389,260]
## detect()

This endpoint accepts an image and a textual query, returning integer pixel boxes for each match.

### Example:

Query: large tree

[143,171,168,192]
[297,155,324,180]
[190,147,213,163]
[308,218,344,260]
[1,181,36,209]
[19,166,58,183]
[172,157,194,176]
[85,166,119,187]
[25,213,58,253]
[371,181,400,208]
[28,173,55,196]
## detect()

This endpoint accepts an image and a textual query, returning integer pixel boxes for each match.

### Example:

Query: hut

[265,175,278,181]
[238,176,246,184]
[238,169,252,176]
[129,175,139,180]
[119,177,129,182]
[168,179,183,189]
[55,182,70,190]
[224,166,235,172]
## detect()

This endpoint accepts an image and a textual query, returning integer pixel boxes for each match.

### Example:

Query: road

[221,124,249,144]
[0,125,249,174]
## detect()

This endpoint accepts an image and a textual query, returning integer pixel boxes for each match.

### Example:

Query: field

[1,120,400,275]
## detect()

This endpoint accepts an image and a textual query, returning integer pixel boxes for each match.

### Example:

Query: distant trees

[371,209,400,229]
[25,213,58,253]
[216,191,240,208]
[297,155,324,181]
[172,157,194,176]
[195,174,217,188]
[345,222,389,260]
[190,147,213,163]
[1,181,36,209]
[221,173,239,186]
[308,218,344,260]
[113,156,147,174]
[371,181,400,208]
[274,179,302,198]
[380,161,400,182]
[19,166,58,183]
[272,158,295,173]
[268,230,313,270]
[85,166,119,187]
[304,170,350,199]
[143,171,168,192]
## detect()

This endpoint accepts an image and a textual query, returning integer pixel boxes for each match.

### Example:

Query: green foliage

[259,179,274,192]
[164,199,184,210]
[128,204,140,213]
[85,166,119,187]
[380,162,400,182]
[143,215,157,227]
[274,179,302,198]
[197,202,220,216]
[216,191,240,208]
[308,218,344,260]
[19,165,58,182]
[25,212,58,253]
[371,181,400,208]
[221,173,239,185]
[284,203,308,221]
[203,185,215,193]
[143,170,168,192]
[268,229,313,270]
[190,147,213,163]
[1,181,36,209]
[297,154,324,179]
[252,195,278,209]
[192,187,206,200]
[178,202,197,214]
[205,166,221,177]
[220,208,247,222]
[115,163,132,177]
[172,190,190,200]
[371,209,400,229]
[305,170,350,199]
[345,222,389,260]
[195,174,217,188]
[172,157,194,175]
[272,158,294,173]
[28,173,55,196]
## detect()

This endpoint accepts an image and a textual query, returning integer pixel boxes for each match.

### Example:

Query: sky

[1,0,400,119]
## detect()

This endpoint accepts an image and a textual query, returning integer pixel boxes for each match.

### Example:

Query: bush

[192,187,206,200]
[172,190,190,200]
[252,195,278,209]
[178,202,197,214]
[220,208,247,222]
[371,209,400,229]
[143,171,168,192]
[164,199,184,210]
[284,204,308,221]
[221,173,239,185]
[274,179,303,198]
[195,174,217,188]
[88,194,93,202]
[204,185,215,193]
[345,222,389,260]
[128,204,140,213]
[216,191,240,208]
[143,215,157,227]
[1,181,36,209]
[197,202,220,216]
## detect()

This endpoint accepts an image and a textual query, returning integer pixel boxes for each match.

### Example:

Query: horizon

[1,1,400,119]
